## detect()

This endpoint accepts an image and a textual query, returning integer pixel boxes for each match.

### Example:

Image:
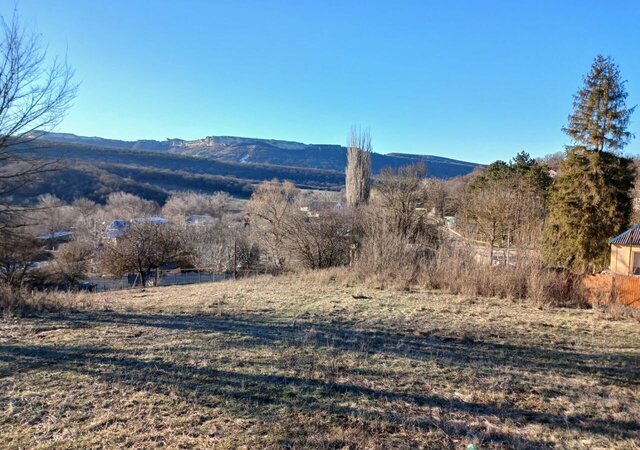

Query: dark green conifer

[544,56,635,272]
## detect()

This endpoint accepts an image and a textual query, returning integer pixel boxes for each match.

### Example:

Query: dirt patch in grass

[1,274,639,449]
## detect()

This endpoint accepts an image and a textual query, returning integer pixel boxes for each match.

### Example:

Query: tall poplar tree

[345,127,372,208]
[544,55,635,272]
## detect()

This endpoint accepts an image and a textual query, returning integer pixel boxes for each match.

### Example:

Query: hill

[41,132,481,178]
[11,140,346,203]
[10,133,481,204]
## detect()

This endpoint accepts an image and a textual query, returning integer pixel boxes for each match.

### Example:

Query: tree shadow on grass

[0,343,617,449]
[48,310,640,386]
[2,310,639,448]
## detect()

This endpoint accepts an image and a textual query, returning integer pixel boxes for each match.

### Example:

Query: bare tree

[33,194,75,242]
[183,220,234,272]
[71,198,105,243]
[281,209,350,269]
[247,180,299,269]
[162,191,230,221]
[49,239,94,285]
[345,127,372,208]
[375,163,427,239]
[0,9,77,237]
[0,232,41,286]
[104,192,158,220]
[101,222,185,286]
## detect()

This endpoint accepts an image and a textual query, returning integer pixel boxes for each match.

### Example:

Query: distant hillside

[10,139,345,204]
[41,132,481,179]
[9,133,482,205]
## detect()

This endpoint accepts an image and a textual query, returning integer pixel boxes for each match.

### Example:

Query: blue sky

[6,0,640,164]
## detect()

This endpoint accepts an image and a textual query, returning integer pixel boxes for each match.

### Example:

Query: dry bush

[426,245,585,306]
[597,300,640,322]
[0,284,80,316]
[349,163,442,289]
[48,239,94,284]
[0,233,42,287]
[234,230,262,274]
[350,206,439,290]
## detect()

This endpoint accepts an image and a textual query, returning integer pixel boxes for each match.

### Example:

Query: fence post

[233,240,237,280]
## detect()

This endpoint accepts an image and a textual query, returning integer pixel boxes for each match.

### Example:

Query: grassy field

[1,274,639,449]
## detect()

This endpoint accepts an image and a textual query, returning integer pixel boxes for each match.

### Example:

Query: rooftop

[609,224,640,245]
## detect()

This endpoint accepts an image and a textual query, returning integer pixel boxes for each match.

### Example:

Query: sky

[5,0,640,164]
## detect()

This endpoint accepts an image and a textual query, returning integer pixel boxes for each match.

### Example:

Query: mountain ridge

[39,132,481,178]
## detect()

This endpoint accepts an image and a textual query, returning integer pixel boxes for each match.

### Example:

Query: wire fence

[87,269,233,293]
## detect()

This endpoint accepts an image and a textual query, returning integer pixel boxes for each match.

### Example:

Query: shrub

[0,284,79,316]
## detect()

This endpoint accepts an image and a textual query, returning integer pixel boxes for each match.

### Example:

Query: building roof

[609,224,640,245]
[186,214,215,224]
[132,216,167,224]
[37,231,74,241]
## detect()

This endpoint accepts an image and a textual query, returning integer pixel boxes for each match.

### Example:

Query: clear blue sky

[7,0,640,164]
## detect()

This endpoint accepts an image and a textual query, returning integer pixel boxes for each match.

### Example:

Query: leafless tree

[71,198,105,243]
[0,232,41,286]
[101,222,185,286]
[281,209,350,269]
[183,220,234,273]
[33,194,75,241]
[345,127,372,208]
[49,239,94,285]
[460,176,547,264]
[162,191,230,222]
[375,163,427,239]
[104,192,158,220]
[247,180,299,269]
[0,9,77,238]
[460,179,513,263]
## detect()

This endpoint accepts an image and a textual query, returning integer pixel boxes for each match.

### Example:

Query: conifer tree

[544,56,635,272]
[562,55,635,153]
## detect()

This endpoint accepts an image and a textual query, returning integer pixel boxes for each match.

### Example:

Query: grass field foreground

[1,274,639,449]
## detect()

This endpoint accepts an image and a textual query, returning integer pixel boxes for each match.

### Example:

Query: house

[103,217,167,239]
[104,219,127,238]
[609,224,640,275]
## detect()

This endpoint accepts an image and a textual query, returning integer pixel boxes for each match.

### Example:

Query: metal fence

[87,269,233,292]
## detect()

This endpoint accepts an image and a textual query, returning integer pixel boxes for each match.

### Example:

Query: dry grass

[1,273,639,449]
[0,285,85,317]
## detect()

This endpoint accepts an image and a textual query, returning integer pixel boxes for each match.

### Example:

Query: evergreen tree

[562,55,635,153]
[544,56,635,272]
